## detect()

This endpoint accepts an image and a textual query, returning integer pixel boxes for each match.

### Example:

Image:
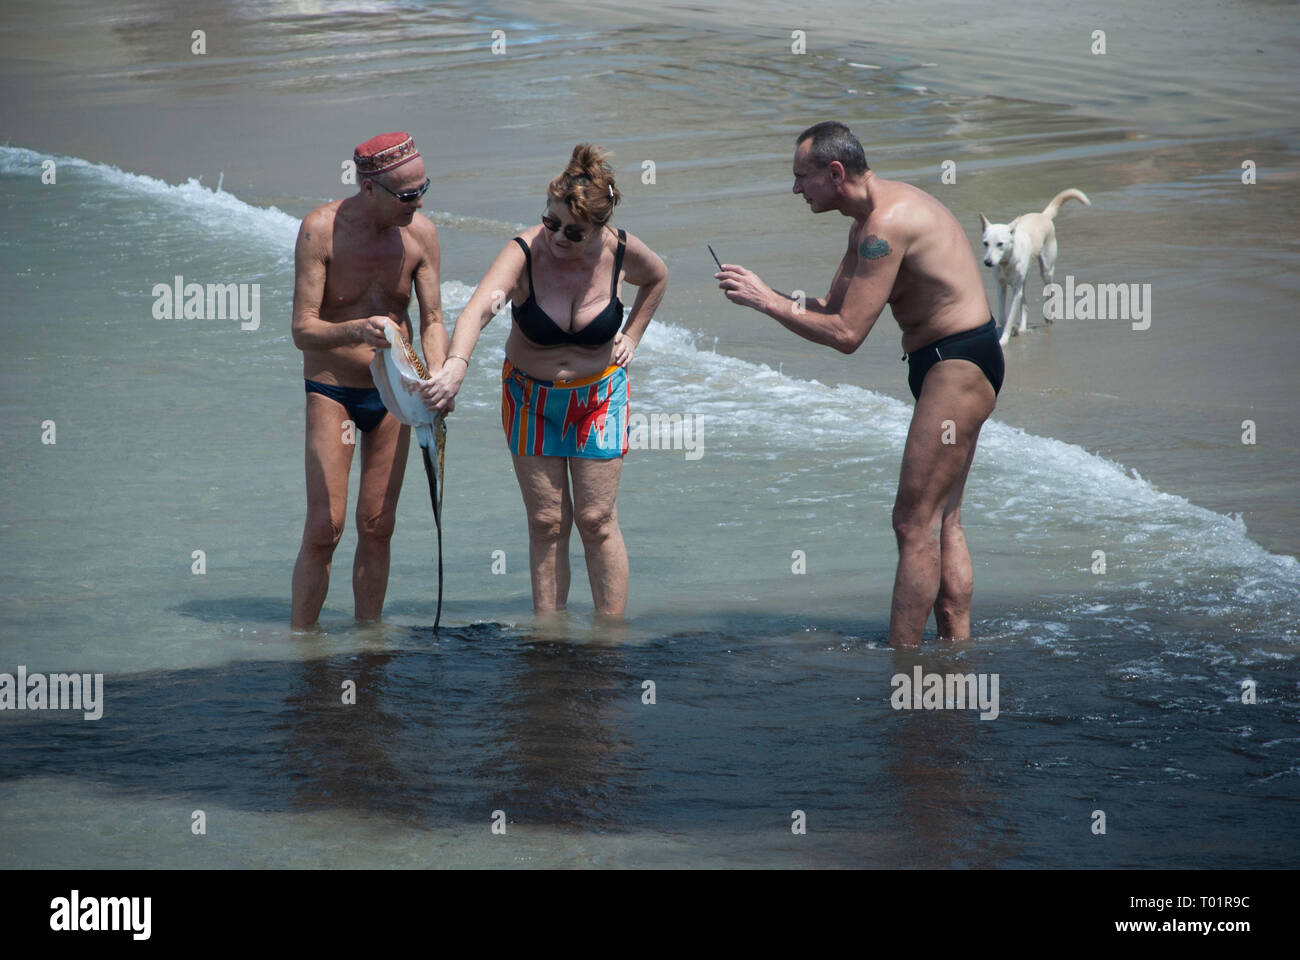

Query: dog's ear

[979,212,990,229]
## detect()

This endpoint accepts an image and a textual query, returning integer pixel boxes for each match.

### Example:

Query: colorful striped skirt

[501,358,630,459]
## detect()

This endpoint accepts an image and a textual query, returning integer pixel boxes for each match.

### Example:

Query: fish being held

[369,322,448,630]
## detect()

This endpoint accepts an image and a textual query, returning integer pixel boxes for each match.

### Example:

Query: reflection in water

[271,623,638,833]
[884,646,1019,868]
[483,634,634,830]
[280,635,406,819]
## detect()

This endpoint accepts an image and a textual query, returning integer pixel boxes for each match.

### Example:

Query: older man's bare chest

[322,224,415,315]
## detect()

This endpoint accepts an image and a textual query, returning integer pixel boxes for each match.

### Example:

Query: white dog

[980,189,1090,346]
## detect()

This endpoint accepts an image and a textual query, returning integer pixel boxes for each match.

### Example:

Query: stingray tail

[421,443,443,633]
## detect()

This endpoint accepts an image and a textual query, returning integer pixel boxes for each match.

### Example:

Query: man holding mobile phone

[715,121,1003,647]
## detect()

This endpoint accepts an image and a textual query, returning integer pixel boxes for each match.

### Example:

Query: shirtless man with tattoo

[290,132,447,627]
[716,121,1004,646]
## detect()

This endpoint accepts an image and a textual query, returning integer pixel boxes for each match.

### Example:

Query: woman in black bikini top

[421,144,668,620]
[510,228,626,348]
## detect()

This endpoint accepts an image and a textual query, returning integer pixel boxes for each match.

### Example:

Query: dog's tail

[1042,188,1090,219]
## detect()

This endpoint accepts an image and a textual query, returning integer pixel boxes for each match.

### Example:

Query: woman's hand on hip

[613,332,637,368]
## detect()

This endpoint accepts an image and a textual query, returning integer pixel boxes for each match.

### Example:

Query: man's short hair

[796,121,869,177]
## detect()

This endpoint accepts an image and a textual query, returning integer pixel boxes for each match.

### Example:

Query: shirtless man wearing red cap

[290,132,446,627]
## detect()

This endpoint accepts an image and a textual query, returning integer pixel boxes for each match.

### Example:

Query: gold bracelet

[447,354,470,366]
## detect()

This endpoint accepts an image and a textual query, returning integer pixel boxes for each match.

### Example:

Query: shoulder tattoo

[859,234,891,260]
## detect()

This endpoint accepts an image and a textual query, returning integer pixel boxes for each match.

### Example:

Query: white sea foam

[2,144,301,267]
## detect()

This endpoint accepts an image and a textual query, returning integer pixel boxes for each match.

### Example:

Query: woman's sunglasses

[541,213,591,242]
[371,177,431,203]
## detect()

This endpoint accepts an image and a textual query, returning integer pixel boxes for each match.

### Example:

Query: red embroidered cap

[354,132,421,175]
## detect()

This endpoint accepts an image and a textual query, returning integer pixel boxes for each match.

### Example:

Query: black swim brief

[904,317,1005,401]
[304,379,389,433]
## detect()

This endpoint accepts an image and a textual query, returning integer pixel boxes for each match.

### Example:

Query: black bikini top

[511,229,626,348]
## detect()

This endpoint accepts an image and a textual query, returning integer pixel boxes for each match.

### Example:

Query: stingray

[369,323,448,631]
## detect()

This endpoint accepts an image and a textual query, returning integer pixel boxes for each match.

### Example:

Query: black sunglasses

[541,212,592,242]
[371,177,431,203]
